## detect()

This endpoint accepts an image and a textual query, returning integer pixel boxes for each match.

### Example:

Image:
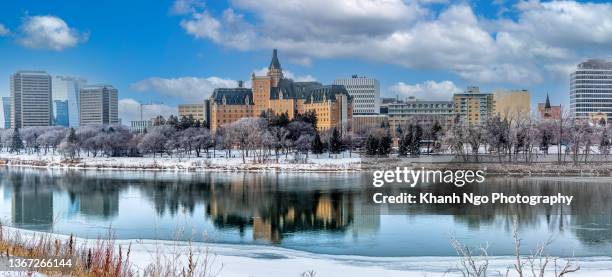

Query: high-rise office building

[334,75,379,115]
[52,76,87,127]
[453,86,495,125]
[79,85,119,126]
[10,71,52,128]
[2,97,10,129]
[570,59,612,122]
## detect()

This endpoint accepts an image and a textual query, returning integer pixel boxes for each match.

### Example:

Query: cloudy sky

[1,0,611,123]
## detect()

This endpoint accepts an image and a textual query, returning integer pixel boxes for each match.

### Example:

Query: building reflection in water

[78,191,119,219]
[9,174,54,231]
[205,174,358,243]
[63,177,121,219]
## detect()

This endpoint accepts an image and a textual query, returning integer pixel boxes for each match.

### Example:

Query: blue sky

[1,0,611,123]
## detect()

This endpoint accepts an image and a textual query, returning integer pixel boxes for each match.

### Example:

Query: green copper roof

[269,49,281,70]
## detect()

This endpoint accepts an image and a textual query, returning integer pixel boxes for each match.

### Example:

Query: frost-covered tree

[408,124,423,157]
[311,132,324,157]
[226,117,267,163]
[58,127,79,159]
[484,116,510,162]
[10,128,24,154]
[467,126,482,157]
[295,133,313,160]
[365,135,379,156]
[329,128,342,155]
[37,127,67,154]
[138,125,174,157]
[378,130,392,156]
[445,119,467,160]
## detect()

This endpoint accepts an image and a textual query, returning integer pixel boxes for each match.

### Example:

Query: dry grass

[0,222,221,277]
[450,216,580,277]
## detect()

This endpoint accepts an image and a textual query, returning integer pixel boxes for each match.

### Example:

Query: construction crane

[140,102,164,121]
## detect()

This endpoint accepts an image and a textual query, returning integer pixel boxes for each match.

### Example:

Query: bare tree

[226,117,267,163]
[138,125,174,158]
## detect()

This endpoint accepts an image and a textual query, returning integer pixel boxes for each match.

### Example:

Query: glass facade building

[2,97,10,129]
[52,76,87,127]
[53,100,69,126]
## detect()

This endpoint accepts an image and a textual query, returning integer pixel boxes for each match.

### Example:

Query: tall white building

[10,71,52,128]
[79,85,119,126]
[52,76,87,127]
[333,75,380,115]
[570,59,612,121]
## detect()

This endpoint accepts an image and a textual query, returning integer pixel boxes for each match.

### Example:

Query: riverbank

[3,152,612,176]
[1,226,611,276]
[0,152,361,172]
[362,157,612,176]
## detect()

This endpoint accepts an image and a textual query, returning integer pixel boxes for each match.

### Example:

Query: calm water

[1,167,611,257]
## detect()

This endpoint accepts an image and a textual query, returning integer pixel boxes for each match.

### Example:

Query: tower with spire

[267,49,283,87]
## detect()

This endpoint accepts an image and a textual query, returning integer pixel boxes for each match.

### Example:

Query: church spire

[545,93,551,109]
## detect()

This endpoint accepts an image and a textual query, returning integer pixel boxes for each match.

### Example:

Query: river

[0,167,611,257]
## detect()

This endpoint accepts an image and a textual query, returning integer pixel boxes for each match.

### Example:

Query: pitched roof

[545,93,551,109]
[270,79,322,99]
[269,49,281,70]
[211,88,253,105]
[303,85,351,104]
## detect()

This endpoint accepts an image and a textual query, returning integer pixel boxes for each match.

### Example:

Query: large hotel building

[209,50,352,132]
[570,59,612,122]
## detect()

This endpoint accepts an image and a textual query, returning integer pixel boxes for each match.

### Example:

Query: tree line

[2,108,611,165]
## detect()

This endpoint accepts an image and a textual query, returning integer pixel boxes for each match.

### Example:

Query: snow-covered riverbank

[3,227,612,277]
[4,150,612,176]
[0,151,361,172]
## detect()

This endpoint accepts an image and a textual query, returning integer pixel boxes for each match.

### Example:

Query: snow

[0,150,361,172]
[2,227,612,276]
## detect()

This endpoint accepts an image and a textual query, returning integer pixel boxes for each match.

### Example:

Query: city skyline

[1,0,612,125]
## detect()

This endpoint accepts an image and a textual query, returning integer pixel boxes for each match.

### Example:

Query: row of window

[571,80,612,84]
[573,71,612,74]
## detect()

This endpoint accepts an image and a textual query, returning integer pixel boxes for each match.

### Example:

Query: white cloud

[288,56,313,67]
[119,98,176,124]
[130,76,238,101]
[17,15,88,51]
[0,24,9,36]
[180,9,257,51]
[390,80,461,101]
[175,0,612,85]
[170,0,204,15]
